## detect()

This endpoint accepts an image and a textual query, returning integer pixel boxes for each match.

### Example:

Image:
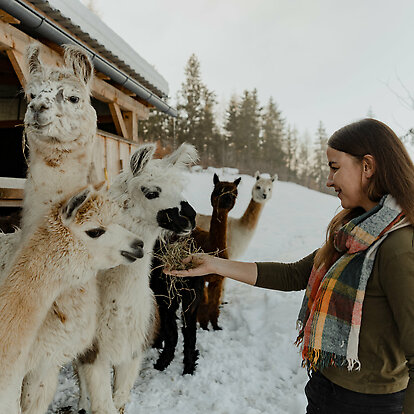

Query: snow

[47,169,340,414]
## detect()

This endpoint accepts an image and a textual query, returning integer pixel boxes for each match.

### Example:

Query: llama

[196,171,277,259]
[150,235,205,375]
[0,187,144,414]
[0,42,97,269]
[192,173,240,333]
[76,143,198,414]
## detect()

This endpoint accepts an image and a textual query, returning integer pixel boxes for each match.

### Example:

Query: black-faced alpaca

[150,234,202,376]
[195,173,240,330]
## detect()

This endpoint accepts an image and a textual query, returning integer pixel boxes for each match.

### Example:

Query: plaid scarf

[296,195,407,372]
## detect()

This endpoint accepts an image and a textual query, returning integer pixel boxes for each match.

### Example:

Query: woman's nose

[326,173,334,188]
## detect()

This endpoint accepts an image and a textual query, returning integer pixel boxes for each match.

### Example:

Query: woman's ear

[362,155,375,178]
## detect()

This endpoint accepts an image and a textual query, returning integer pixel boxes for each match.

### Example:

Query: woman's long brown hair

[314,118,414,269]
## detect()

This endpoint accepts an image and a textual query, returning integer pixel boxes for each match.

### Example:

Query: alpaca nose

[263,194,267,199]
[30,100,50,112]
[131,239,144,250]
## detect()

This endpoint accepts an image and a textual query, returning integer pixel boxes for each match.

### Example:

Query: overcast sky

[88,0,414,138]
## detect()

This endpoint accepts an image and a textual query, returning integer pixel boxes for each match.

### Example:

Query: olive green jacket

[256,226,414,414]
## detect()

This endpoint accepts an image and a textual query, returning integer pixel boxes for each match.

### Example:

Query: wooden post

[109,102,129,139]
[123,111,138,142]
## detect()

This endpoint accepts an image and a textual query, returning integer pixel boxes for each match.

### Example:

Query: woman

[165,119,414,414]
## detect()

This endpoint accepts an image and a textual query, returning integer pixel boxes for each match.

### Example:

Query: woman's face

[326,147,377,211]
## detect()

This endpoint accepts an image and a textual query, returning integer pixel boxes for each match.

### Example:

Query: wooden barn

[0,0,176,227]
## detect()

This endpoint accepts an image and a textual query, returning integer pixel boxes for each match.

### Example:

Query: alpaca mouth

[121,248,144,262]
[28,121,52,130]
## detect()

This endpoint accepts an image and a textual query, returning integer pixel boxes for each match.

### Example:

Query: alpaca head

[24,44,97,146]
[58,187,144,270]
[211,174,241,212]
[110,143,198,236]
[252,171,278,203]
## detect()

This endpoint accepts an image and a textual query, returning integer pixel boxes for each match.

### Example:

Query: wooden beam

[6,49,26,87]
[123,111,138,142]
[0,21,150,121]
[109,102,128,139]
[0,9,20,25]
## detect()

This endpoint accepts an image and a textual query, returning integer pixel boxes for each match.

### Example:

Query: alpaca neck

[21,132,94,236]
[239,199,264,230]
[209,208,229,257]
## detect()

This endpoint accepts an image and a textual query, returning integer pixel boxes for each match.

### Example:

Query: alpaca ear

[255,171,260,180]
[163,143,198,168]
[271,174,278,182]
[130,143,156,176]
[213,173,220,185]
[25,43,43,75]
[234,177,242,187]
[61,187,92,223]
[63,45,94,86]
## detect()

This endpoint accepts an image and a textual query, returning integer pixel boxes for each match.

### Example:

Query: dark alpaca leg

[181,277,203,375]
[153,301,179,371]
[207,276,224,330]
[197,282,210,330]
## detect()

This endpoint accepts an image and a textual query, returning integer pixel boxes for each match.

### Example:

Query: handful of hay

[154,236,204,272]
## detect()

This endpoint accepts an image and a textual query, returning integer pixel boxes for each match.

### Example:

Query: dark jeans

[305,370,405,414]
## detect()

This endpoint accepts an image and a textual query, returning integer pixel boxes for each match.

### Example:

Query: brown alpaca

[192,173,240,330]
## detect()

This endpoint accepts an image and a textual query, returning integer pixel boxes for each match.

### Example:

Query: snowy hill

[48,169,340,414]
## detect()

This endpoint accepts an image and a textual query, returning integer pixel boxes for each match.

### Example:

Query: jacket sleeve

[255,251,316,291]
[380,249,414,414]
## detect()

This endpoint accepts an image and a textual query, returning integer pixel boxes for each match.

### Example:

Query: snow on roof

[29,0,169,98]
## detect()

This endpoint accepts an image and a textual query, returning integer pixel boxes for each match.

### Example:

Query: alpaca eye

[69,96,79,103]
[85,228,106,238]
[256,186,261,190]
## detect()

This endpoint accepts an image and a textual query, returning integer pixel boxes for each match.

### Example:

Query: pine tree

[176,54,219,166]
[138,106,175,150]
[312,121,329,191]
[283,125,299,181]
[223,95,240,167]
[235,89,262,172]
[260,97,285,174]
[297,131,313,188]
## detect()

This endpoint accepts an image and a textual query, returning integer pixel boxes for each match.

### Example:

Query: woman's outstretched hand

[163,253,216,277]
[164,254,258,286]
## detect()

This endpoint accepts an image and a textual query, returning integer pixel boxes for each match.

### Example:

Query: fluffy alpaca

[0,187,143,414]
[196,171,277,259]
[76,143,197,414]
[0,42,96,270]
[0,43,106,414]
[194,173,240,331]
[150,236,205,375]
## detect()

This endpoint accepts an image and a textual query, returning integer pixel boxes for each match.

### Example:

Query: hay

[153,236,212,314]
[154,235,204,272]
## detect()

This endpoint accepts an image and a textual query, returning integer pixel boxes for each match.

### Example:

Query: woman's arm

[164,250,317,290]
[164,254,258,285]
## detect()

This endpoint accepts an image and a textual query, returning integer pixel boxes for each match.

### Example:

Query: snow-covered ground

[48,168,340,414]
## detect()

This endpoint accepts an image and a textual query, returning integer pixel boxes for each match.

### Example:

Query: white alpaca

[197,171,277,259]
[0,42,97,267]
[76,143,198,414]
[0,187,143,414]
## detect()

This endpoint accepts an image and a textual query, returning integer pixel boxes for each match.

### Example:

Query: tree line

[139,54,332,194]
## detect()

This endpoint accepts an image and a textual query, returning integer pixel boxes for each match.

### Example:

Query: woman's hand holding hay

[164,253,258,286]
[164,253,216,277]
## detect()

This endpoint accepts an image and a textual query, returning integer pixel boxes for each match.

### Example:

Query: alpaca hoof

[212,324,222,331]
[199,323,209,331]
[183,349,199,375]
[183,365,196,375]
